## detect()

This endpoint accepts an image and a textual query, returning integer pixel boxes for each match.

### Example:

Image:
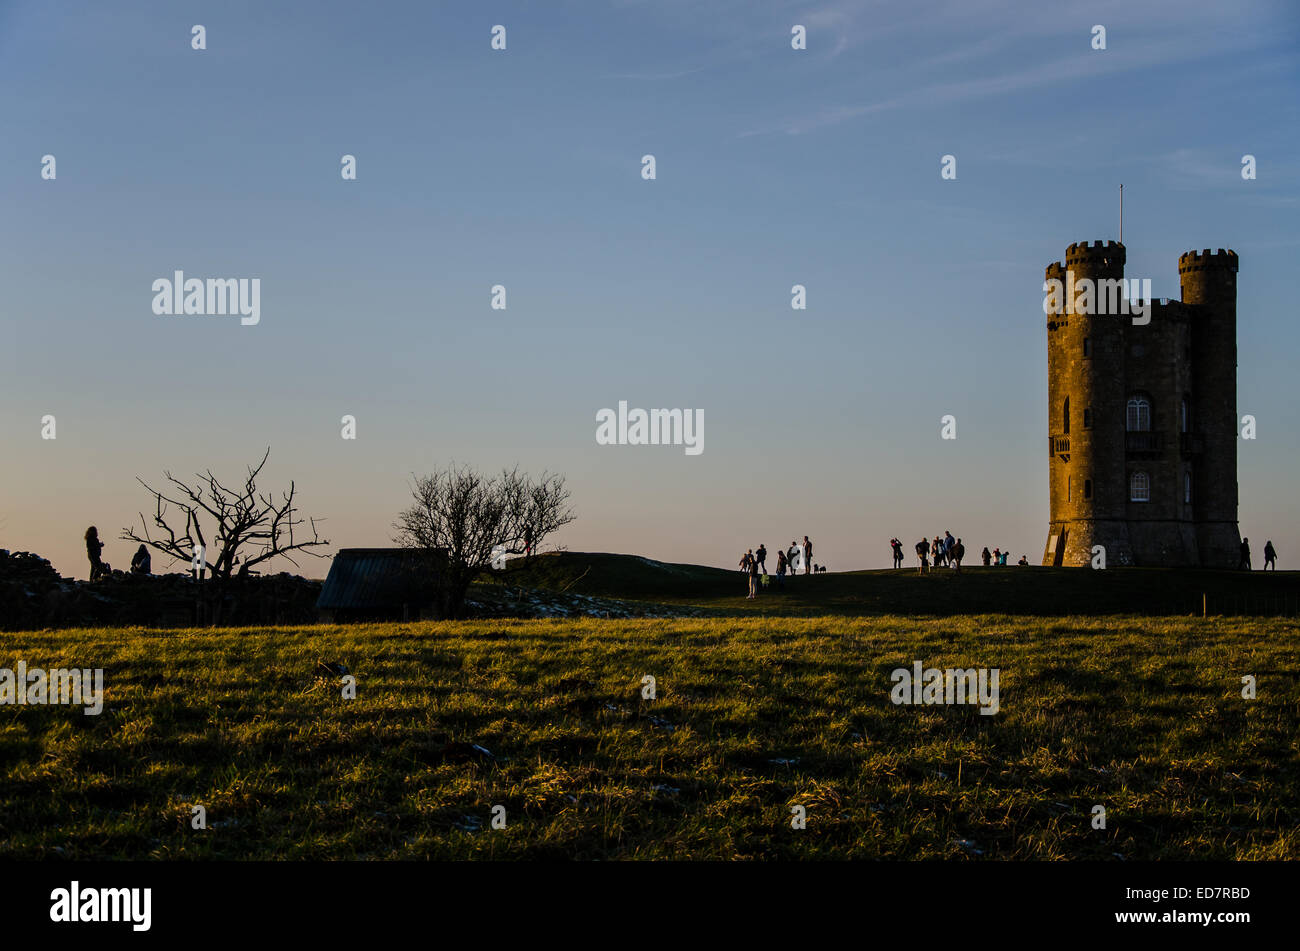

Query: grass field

[3,613,1298,859]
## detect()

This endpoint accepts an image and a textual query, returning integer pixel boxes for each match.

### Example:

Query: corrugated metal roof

[316,548,443,610]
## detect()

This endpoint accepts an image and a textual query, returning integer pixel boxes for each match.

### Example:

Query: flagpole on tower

[1119,184,1123,244]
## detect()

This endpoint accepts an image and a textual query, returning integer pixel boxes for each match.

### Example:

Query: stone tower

[1042,241,1241,567]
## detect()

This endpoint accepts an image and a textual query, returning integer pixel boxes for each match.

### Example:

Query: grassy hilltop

[487,551,1300,617]
[3,611,1298,860]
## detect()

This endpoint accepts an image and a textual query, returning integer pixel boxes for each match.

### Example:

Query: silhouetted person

[756,544,767,572]
[802,536,813,575]
[1263,540,1276,571]
[84,526,106,581]
[890,538,903,569]
[1018,555,1029,566]
[130,544,151,575]
[1239,538,1251,571]
[915,537,929,575]
[952,538,965,573]
[776,549,787,587]
[981,546,991,567]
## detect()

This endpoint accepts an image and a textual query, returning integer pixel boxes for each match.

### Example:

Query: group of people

[904,532,968,574]
[738,536,815,598]
[84,526,153,581]
[1240,538,1278,571]
[892,533,1028,574]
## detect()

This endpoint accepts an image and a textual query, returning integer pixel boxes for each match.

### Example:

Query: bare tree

[393,464,575,619]
[121,448,329,581]
[502,469,575,561]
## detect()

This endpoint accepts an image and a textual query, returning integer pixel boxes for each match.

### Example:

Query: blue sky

[2,0,1298,579]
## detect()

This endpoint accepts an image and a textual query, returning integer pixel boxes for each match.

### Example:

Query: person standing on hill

[748,551,761,598]
[787,541,799,575]
[776,548,788,587]
[981,546,991,567]
[1263,540,1277,571]
[891,537,903,569]
[1239,538,1252,571]
[84,526,106,581]
[756,543,767,573]
[915,537,930,575]
[802,536,813,575]
[952,538,965,573]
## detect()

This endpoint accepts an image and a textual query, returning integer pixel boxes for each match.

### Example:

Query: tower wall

[1123,300,1199,565]
[1181,249,1241,566]
[1043,241,1133,565]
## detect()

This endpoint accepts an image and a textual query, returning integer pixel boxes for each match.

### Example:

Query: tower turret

[1180,249,1241,566]
[1043,240,1134,565]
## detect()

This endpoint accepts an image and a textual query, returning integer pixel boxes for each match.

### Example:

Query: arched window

[1184,470,1192,504]
[1063,396,1070,435]
[1126,396,1151,432]
[1130,471,1150,502]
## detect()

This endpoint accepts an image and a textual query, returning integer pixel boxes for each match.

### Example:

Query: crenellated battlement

[1178,248,1238,272]
[1134,299,1189,319]
[1065,240,1125,270]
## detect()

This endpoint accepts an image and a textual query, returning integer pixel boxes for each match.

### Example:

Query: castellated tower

[1042,242,1241,567]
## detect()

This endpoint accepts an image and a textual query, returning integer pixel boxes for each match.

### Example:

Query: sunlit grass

[1,615,1297,859]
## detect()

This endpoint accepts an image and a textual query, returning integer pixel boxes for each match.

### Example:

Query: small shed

[316,548,444,622]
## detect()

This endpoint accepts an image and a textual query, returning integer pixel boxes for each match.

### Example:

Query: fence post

[1202,592,1207,618]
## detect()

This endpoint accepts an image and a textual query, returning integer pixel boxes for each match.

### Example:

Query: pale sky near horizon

[2,0,1298,581]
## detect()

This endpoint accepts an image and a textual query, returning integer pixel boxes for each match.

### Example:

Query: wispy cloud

[740,19,1282,137]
